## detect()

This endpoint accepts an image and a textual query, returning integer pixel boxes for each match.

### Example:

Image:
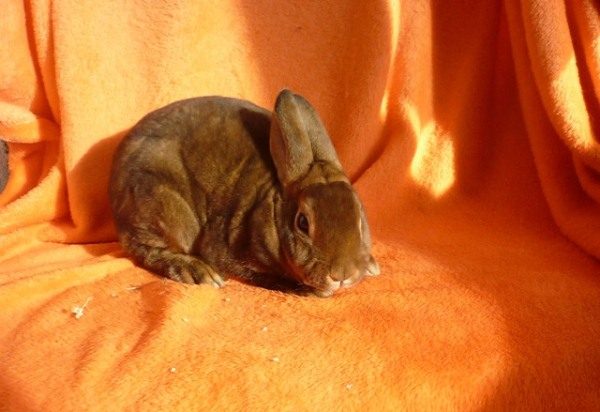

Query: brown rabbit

[109,89,379,297]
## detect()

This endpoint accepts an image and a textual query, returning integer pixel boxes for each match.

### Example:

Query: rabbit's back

[115,97,273,185]
[112,97,278,212]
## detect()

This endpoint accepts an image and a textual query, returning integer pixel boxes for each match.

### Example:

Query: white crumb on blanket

[125,285,141,291]
[71,297,92,319]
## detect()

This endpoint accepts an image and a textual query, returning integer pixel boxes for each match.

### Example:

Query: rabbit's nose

[329,271,344,281]
[329,267,362,286]
[329,269,352,281]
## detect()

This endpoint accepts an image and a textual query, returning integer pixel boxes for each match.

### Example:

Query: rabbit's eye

[295,212,310,235]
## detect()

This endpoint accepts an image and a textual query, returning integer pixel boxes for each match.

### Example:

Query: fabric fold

[1,0,600,409]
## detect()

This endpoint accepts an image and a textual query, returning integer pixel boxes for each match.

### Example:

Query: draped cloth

[1,1,600,409]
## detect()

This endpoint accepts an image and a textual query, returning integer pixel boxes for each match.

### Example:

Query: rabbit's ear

[359,201,379,276]
[270,90,314,185]
[270,90,341,186]
[290,92,341,168]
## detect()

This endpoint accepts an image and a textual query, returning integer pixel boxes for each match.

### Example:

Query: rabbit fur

[109,90,379,297]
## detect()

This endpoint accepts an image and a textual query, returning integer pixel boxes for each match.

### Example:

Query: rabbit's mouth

[281,247,366,296]
[281,249,333,294]
[316,271,365,296]
[311,273,362,297]
[311,276,343,297]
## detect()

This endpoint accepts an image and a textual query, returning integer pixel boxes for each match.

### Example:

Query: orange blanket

[2,0,600,409]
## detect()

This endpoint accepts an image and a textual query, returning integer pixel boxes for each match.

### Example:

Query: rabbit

[109,89,379,297]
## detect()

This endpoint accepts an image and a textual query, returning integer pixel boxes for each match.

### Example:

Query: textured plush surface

[2,0,600,410]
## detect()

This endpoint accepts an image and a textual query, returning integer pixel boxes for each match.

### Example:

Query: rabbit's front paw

[165,256,226,288]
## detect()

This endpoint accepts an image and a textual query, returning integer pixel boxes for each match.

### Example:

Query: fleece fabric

[1,0,600,410]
